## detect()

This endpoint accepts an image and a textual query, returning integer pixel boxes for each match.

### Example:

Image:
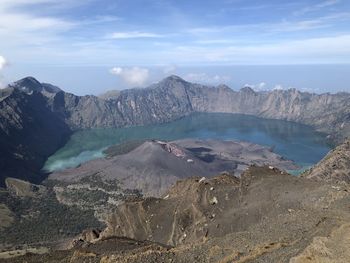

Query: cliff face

[60,75,350,140]
[53,76,194,129]
[0,75,349,185]
[0,86,70,186]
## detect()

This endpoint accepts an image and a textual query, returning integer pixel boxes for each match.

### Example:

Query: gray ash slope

[49,139,297,197]
[0,75,349,185]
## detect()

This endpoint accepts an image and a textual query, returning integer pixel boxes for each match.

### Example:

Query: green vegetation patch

[0,188,103,249]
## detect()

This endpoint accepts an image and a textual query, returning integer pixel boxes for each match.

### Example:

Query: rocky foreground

[1,140,350,263]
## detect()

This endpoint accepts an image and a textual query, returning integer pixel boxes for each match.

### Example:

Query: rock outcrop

[303,139,350,183]
[99,166,349,249]
[5,177,46,198]
[290,223,350,263]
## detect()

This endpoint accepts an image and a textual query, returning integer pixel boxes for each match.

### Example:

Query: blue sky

[0,0,350,93]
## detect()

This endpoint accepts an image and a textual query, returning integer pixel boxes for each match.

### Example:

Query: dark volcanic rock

[0,88,70,186]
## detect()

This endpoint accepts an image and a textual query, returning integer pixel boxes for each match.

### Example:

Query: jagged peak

[240,85,256,93]
[216,84,231,91]
[149,75,189,90]
[9,77,62,95]
[12,76,42,90]
[160,75,187,84]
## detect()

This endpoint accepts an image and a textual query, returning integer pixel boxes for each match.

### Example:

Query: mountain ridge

[56,75,350,139]
[0,75,349,185]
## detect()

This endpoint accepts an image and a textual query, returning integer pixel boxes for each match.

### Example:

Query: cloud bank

[110,66,149,86]
[0,55,8,88]
[0,56,7,70]
[108,31,162,39]
[244,82,267,91]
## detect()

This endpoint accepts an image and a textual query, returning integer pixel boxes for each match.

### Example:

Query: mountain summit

[9,76,61,95]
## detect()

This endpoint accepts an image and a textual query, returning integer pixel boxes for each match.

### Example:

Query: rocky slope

[303,139,350,183]
[47,139,296,221]
[99,166,349,246]
[59,140,349,262]
[0,178,102,253]
[4,165,350,263]
[0,138,296,251]
[0,75,349,186]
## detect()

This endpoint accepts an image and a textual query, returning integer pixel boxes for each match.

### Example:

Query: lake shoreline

[44,113,332,174]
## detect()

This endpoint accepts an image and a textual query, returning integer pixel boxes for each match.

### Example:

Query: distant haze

[3,64,350,95]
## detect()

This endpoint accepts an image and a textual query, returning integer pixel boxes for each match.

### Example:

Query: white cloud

[108,31,163,39]
[0,0,76,49]
[257,82,266,90]
[110,67,149,86]
[189,12,350,37]
[0,55,8,89]
[0,13,74,32]
[185,73,231,84]
[168,34,350,64]
[0,0,349,67]
[273,84,285,90]
[294,0,340,15]
[244,82,268,91]
[272,84,320,93]
[0,56,7,70]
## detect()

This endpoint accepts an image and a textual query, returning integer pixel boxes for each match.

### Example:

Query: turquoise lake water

[44,113,332,173]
